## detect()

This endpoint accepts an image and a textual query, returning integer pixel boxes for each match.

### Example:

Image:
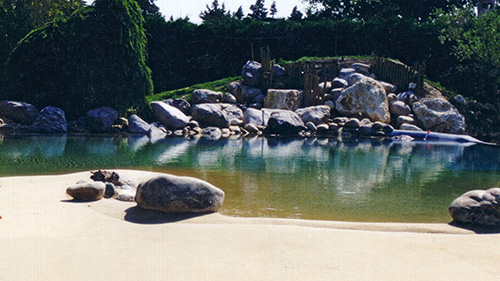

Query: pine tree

[270,1,278,18]
[288,5,303,21]
[248,0,268,20]
[200,0,230,23]
[233,6,244,20]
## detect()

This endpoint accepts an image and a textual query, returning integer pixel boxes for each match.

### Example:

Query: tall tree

[270,0,277,18]
[233,5,244,20]
[248,0,267,20]
[288,5,303,21]
[200,0,230,23]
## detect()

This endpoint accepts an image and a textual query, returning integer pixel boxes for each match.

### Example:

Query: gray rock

[135,175,225,213]
[335,77,391,123]
[191,89,223,104]
[85,107,118,133]
[242,86,262,104]
[201,127,222,140]
[243,108,268,127]
[397,91,417,104]
[396,115,416,127]
[104,183,116,199]
[253,94,265,104]
[306,121,317,132]
[319,81,332,93]
[453,95,467,106]
[244,123,259,133]
[31,106,67,133]
[399,123,423,131]
[264,89,304,111]
[0,100,39,125]
[380,81,397,94]
[352,63,370,75]
[191,103,242,128]
[387,93,398,104]
[390,101,412,116]
[162,99,191,116]
[242,60,262,87]
[249,103,262,110]
[339,68,356,80]
[151,102,190,130]
[412,98,466,134]
[345,118,361,128]
[331,78,349,89]
[128,114,151,134]
[295,105,331,125]
[272,64,286,77]
[347,73,367,86]
[116,189,137,202]
[324,101,335,109]
[66,182,106,201]
[449,188,500,226]
[223,93,237,104]
[264,110,306,135]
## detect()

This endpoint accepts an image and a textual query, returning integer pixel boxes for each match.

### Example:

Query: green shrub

[1,0,153,120]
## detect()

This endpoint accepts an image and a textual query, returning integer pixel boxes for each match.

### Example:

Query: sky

[87,0,310,24]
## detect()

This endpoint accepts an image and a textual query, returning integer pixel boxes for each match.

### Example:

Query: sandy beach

[1,170,499,281]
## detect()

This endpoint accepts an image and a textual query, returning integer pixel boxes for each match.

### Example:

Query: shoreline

[1,170,500,280]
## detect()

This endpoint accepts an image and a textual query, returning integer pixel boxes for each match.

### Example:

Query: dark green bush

[2,0,153,120]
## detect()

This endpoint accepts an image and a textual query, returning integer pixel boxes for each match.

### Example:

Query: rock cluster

[65,170,225,213]
[0,60,468,140]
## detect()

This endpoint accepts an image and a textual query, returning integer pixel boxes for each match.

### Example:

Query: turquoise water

[1,134,499,223]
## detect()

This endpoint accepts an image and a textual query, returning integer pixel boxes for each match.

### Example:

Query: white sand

[0,170,499,281]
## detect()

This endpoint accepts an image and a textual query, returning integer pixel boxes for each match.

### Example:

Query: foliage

[199,0,230,24]
[1,0,153,119]
[270,1,277,18]
[288,6,303,21]
[437,8,500,106]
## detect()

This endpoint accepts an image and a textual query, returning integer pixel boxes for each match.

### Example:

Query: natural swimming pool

[0,134,499,223]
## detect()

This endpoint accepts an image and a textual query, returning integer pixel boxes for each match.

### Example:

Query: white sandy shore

[0,170,499,281]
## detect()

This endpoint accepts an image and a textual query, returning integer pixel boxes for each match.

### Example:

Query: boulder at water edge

[335,77,391,123]
[295,105,331,125]
[86,107,118,132]
[449,188,500,227]
[264,110,306,135]
[135,175,225,213]
[162,98,191,116]
[412,98,466,134]
[31,106,67,133]
[67,182,106,201]
[191,103,243,128]
[0,100,39,125]
[151,102,190,130]
[128,114,152,134]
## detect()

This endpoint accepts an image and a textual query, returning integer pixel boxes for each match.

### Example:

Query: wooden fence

[259,48,425,107]
[371,57,425,95]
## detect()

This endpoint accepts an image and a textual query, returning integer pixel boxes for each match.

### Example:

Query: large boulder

[162,98,191,116]
[243,108,268,127]
[335,77,391,123]
[151,102,190,129]
[0,100,39,125]
[66,182,106,201]
[295,105,331,125]
[412,98,466,134]
[228,81,262,104]
[241,60,262,87]
[127,114,152,134]
[264,89,304,111]
[31,106,67,133]
[390,101,412,116]
[191,103,243,128]
[135,175,225,213]
[264,110,306,135]
[449,188,500,226]
[191,89,223,104]
[86,107,118,132]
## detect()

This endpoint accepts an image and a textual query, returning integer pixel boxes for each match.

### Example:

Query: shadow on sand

[448,222,500,234]
[124,206,212,224]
